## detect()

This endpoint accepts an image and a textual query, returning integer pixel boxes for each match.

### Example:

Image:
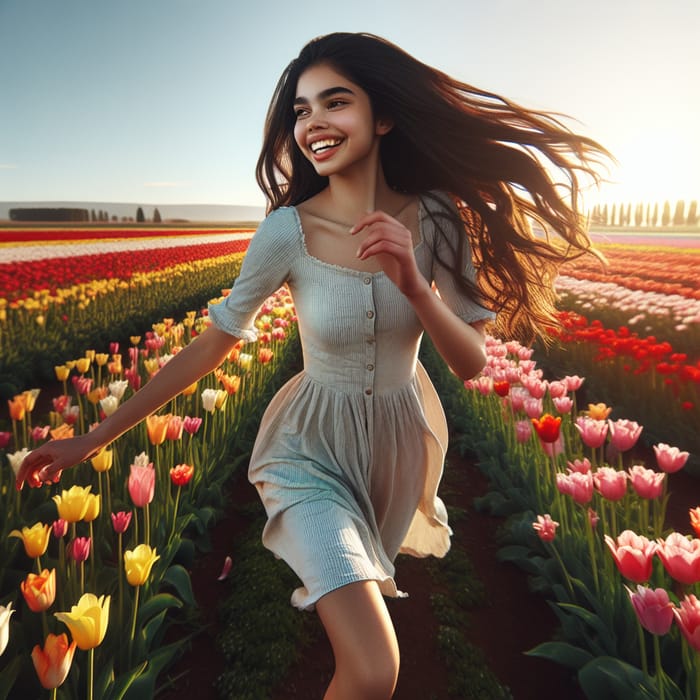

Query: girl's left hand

[351,210,429,298]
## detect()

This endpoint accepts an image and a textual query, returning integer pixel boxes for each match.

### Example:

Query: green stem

[88,647,94,700]
[128,585,140,668]
[169,485,181,543]
[653,634,665,700]
[637,619,649,677]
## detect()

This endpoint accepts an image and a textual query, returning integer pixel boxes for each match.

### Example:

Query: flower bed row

[0,288,299,698]
[538,311,699,464]
[421,335,699,699]
[0,228,254,393]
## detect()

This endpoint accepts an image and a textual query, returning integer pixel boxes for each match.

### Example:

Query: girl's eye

[294,107,309,119]
[328,99,346,109]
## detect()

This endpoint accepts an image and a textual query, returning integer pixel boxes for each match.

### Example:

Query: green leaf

[526,641,594,670]
[123,642,182,700]
[578,656,650,699]
[558,603,617,655]
[0,656,22,700]
[163,564,195,606]
[136,592,183,628]
[104,662,147,700]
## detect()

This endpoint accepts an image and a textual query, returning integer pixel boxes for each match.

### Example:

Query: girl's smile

[293,64,391,175]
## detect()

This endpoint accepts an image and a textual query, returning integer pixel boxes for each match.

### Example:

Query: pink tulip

[674,594,700,652]
[540,434,564,457]
[68,537,91,563]
[628,465,665,499]
[524,397,543,419]
[604,530,657,582]
[567,458,592,474]
[653,443,689,474]
[588,508,599,530]
[608,418,643,452]
[552,396,574,414]
[51,519,68,539]
[575,416,608,449]
[509,387,529,412]
[556,471,593,505]
[564,374,584,392]
[71,376,93,395]
[533,514,559,542]
[110,511,132,534]
[594,467,628,501]
[475,376,492,396]
[626,585,674,636]
[183,416,203,435]
[166,415,184,441]
[523,376,547,399]
[514,420,532,443]
[655,532,700,585]
[518,359,536,373]
[0,431,11,449]
[31,425,51,442]
[128,463,155,507]
[547,380,568,399]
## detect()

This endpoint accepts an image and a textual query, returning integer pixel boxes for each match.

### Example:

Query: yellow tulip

[130,336,141,345]
[54,593,110,650]
[84,349,95,361]
[54,365,70,382]
[75,357,91,374]
[82,494,101,523]
[65,361,76,370]
[90,448,113,473]
[22,388,41,412]
[52,485,92,523]
[214,389,228,410]
[587,402,613,421]
[180,381,198,396]
[94,352,109,366]
[124,544,160,586]
[9,522,51,558]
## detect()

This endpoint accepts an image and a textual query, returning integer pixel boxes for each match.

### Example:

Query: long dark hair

[256,32,611,341]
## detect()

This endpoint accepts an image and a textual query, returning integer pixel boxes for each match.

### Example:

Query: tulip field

[1,224,699,698]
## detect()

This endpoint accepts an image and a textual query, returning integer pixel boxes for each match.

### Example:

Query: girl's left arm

[353,210,487,380]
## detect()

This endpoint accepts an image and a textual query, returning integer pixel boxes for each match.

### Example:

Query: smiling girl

[18,32,609,699]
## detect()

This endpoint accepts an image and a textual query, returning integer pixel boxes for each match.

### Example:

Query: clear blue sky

[1,0,698,208]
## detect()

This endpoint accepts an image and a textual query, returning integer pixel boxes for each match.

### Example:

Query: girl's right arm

[16,325,240,490]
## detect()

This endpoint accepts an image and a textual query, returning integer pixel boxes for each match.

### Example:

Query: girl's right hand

[15,433,103,491]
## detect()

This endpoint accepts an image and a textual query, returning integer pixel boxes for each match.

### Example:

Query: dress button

[363,277,371,285]
[365,388,373,396]
[366,363,374,371]
[366,310,374,319]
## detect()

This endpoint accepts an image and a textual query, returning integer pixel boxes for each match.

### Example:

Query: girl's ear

[375,117,394,136]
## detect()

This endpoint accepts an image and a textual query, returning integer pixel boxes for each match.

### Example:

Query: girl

[17,32,608,699]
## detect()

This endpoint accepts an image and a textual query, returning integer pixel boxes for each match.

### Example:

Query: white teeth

[310,138,341,154]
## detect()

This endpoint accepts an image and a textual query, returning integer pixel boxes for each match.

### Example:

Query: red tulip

[170,464,194,487]
[691,507,700,538]
[531,414,561,443]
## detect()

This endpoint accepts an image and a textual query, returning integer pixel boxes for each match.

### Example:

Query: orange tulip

[258,348,274,364]
[691,507,700,537]
[531,414,562,443]
[31,633,76,689]
[146,413,170,445]
[21,569,56,612]
[8,395,26,421]
[50,424,74,441]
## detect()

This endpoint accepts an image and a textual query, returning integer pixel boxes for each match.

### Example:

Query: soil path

[160,450,589,700]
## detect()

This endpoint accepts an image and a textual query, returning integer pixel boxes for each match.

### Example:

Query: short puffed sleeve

[424,193,496,324]
[207,207,299,342]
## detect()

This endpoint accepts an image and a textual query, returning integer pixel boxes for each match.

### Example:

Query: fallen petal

[217,555,233,581]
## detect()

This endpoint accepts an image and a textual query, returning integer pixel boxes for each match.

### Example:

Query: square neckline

[291,198,426,278]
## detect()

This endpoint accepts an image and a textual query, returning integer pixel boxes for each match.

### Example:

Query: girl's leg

[316,580,399,700]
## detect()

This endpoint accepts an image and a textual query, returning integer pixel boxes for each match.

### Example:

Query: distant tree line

[590,199,699,227]
[9,206,163,223]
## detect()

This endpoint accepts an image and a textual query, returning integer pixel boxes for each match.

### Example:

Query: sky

[1,0,698,210]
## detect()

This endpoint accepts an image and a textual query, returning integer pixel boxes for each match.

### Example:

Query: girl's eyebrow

[293,86,355,106]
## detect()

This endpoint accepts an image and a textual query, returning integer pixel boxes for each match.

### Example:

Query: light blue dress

[208,193,494,609]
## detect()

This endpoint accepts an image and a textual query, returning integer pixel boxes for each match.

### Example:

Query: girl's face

[293,63,391,177]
